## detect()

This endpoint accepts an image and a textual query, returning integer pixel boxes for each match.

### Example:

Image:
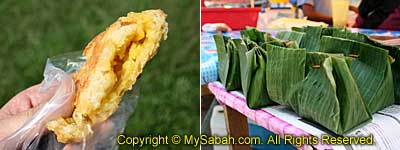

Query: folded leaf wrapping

[300,26,323,52]
[275,31,305,45]
[237,29,279,108]
[213,27,397,135]
[214,35,241,90]
[329,29,400,104]
[295,26,400,104]
[240,28,267,46]
[265,44,306,106]
[233,39,273,109]
[288,53,372,134]
[244,46,275,108]
[320,36,395,113]
[234,39,249,92]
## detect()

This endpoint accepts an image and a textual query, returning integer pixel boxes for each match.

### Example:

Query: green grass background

[0,0,199,149]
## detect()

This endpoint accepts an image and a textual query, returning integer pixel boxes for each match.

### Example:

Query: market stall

[201,28,400,150]
[201,29,400,85]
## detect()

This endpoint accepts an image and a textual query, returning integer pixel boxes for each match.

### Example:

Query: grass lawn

[0,0,199,149]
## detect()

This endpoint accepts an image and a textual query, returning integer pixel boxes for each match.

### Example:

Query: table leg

[201,84,212,96]
[224,105,251,150]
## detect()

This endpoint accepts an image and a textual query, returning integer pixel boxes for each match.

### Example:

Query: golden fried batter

[46,10,168,143]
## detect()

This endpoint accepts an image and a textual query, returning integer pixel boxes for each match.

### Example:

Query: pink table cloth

[208,81,332,150]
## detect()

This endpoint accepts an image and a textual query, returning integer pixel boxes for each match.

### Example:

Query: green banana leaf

[330,29,400,103]
[214,27,396,135]
[300,26,323,52]
[214,35,241,90]
[288,53,371,135]
[295,27,400,103]
[240,28,267,46]
[238,28,299,108]
[368,41,400,104]
[234,39,250,95]
[233,30,275,108]
[291,27,304,32]
[262,40,300,49]
[320,36,395,113]
[265,43,306,106]
[322,27,347,36]
[275,31,305,45]
[243,46,275,109]
[319,36,359,55]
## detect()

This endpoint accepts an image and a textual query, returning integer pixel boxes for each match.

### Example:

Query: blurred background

[0,0,199,149]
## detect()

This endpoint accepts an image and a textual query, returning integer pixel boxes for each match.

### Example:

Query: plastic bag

[0,51,139,150]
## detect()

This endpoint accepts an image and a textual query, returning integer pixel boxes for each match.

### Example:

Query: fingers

[63,143,80,150]
[214,23,231,32]
[27,82,59,107]
[0,104,42,140]
[1,81,60,116]
[0,75,75,140]
[1,85,40,115]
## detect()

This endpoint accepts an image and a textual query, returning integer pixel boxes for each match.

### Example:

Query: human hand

[202,23,232,33]
[0,62,136,150]
[0,82,75,140]
[0,84,54,140]
[350,5,359,14]
[0,63,75,149]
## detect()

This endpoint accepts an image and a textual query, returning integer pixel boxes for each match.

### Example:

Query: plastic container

[332,0,349,27]
[201,7,261,30]
[210,105,229,150]
[248,119,296,150]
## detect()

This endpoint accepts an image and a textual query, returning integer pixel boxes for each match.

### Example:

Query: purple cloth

[379,7,400,30]
[355,7,400,30]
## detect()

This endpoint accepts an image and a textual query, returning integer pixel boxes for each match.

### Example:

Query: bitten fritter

[47,10,168,143]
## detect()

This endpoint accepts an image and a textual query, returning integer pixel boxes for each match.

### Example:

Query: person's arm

[350,5,359,13]
[302,4,333,24]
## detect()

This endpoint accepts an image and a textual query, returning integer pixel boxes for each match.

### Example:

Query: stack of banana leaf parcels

[215,26,400,135]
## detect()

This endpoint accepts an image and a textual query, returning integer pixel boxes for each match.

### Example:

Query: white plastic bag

[0,51,139,150]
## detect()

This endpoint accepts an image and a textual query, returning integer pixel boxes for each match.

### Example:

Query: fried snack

[46,10,168,143]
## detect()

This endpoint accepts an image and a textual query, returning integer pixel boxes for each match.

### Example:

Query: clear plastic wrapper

[0,51,139,150]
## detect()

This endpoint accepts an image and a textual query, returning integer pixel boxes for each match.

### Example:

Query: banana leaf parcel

[213,27,396,135]
[265,43,306,106]
[329,29,400,104]
[214,35,241,90]
[238,28,306,108]
[294,26,400,104]
[240,28,267,46]
[299,26,323,52]
[234,36,276,108]
[320,36,395,113]
[288,53,372,135]
[240,46,275,109]
[369,41,400,104]
[214,29,278,109]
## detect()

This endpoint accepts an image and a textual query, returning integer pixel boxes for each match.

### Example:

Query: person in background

[297,0,358,24]
[354,0,400,30]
